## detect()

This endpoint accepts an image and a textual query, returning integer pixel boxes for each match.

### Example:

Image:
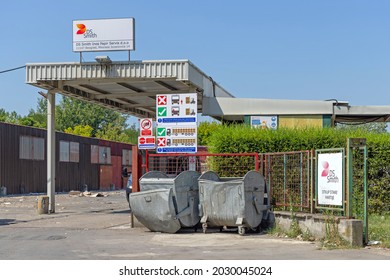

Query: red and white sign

[138,136,156,149]
[157,138,166,147]
[140,118,153,136]
[157,95,167,106]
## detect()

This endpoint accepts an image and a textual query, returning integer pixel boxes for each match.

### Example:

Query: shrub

[201,123,390,214]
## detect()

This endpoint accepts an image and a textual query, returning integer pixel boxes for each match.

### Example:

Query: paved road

[1,191,390,260]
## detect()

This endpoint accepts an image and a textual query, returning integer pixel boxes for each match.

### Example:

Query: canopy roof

[26,59,234,118]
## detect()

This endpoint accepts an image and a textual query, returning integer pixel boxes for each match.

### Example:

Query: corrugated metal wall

[0,122,46,194]
[55,132,100,193]
[0,122,134,195]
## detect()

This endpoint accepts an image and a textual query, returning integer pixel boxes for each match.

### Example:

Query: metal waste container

[198,170,270,235]
[130,170,201,233]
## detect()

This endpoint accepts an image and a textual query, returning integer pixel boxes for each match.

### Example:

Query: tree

[64,125,94,137]
[26,97,47,128]
[0,109,21,124]
[123,123,139,144]
[95,121,130,143]
[55,96,129,137]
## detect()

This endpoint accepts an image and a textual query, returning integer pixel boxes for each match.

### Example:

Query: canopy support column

[47,91,56,213]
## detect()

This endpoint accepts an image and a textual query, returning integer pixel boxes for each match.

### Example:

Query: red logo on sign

[140,118,153,136]
[139,137,146,144]
[157,138,166,147]
[76,24,86,35]
[141,119,152,130]
[157,95,167,106]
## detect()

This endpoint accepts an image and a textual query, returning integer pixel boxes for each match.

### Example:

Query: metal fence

[260,151,312,212]
[147,152,259,178]
[145,145,366,219]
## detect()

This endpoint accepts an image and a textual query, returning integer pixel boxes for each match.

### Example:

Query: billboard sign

[73,18,135,52]
[251,116,278,129]
[156,93,197,153]
[317,152,343,206]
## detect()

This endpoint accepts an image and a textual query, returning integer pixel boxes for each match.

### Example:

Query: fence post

[310,150,315,214]
[363,145,368,244]
[132,145,140,193]
[346,139,353,218]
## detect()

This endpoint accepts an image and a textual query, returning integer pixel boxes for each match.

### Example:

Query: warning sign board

[156,93,197,154]
[140,118,153,136]
[138,136,156,150]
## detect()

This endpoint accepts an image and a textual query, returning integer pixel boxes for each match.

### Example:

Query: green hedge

[199,123,390,214]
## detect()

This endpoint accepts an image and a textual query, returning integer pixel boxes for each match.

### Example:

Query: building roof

[203,97,390,123]
[26,59,390,124]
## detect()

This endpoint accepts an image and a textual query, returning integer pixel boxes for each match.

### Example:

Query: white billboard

[317,152,343,206]
[73,18,135,52]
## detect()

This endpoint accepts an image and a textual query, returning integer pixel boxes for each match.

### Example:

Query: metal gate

[260,151,312,212]
[143,141,367,221]
[147,152,259,178]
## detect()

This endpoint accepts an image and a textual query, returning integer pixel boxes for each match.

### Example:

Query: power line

[0,65,26,74]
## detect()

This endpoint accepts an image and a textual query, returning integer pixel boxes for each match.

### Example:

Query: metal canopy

[26,59,234,118]
[203,97,390,123]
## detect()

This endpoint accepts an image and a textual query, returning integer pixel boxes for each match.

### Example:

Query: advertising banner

[317,152,343,206]
[73,18,135,52]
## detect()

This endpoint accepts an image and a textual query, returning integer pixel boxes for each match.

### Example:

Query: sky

[1,0,389,120]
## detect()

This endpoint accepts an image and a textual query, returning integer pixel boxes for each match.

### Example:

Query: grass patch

[368,214,390,248]
[266,217,315,242]
[319,215,351,250]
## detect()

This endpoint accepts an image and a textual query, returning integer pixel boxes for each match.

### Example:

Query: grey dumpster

[130,170,201,233]
[198,170,270,235]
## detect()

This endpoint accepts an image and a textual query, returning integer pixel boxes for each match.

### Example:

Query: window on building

[91,145,111,164]
[60,141,79,162]
[19,135,45,160]
[91,145,99,164]
[122,149,132,166]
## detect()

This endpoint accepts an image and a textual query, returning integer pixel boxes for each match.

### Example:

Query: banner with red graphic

[73,18,135,52]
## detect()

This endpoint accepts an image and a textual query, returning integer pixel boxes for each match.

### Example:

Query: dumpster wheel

[238,226,246,235]
[202,223,208,234]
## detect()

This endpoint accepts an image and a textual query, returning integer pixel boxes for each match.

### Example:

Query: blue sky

[1,0,389,118]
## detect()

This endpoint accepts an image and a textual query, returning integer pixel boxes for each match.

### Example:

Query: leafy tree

[95,119,130,143]
[0,109,7,122]
[64,125,93,137]
[123,123,139,144]
[0,109,21,124]
[26,97,47,128]
[55,96,129,137]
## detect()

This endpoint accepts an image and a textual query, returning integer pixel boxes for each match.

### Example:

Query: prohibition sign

[141,119,152,130]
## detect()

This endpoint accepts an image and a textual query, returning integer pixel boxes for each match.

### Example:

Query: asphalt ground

[1,191,390,260]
